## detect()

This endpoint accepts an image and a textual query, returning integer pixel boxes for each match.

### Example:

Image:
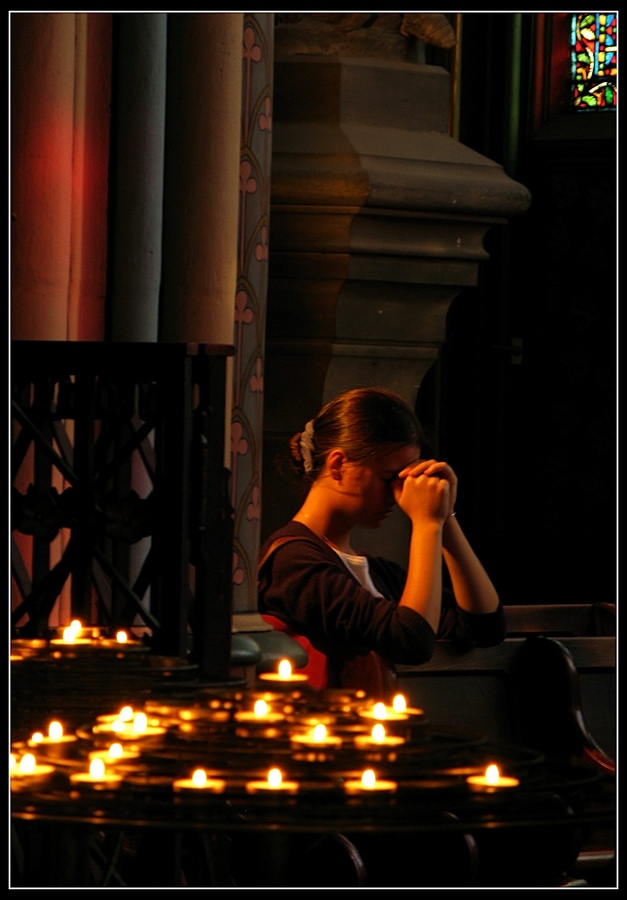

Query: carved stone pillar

[263,23,531,561]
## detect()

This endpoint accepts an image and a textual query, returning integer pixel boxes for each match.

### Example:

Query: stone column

[109,13,167,342]
[159,12,243,348]
[11,13,76,340]
[263,17,531,564]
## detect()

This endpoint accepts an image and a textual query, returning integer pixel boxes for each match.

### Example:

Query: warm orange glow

[371,723,386,743]
[392,693,407,713]
[277,659,292,679]
[267,768,283,788]
[484,764,500,785]
[192,769,208,787]
[48,721,64,740]
[254,699,270,717]
[361,769,376,789]
[372,702,387,720]
[19,754,37,774]
[132,713,148,734]
[89,758,106,779]
[311,724,327,742]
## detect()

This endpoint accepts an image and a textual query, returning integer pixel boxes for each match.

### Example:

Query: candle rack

[11,341,234,680]
[10,672,615,889]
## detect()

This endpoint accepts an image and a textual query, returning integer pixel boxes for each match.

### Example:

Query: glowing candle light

[27,721,78,757]
[246,766,299,794]
[70,756,123,788]
[344,768,397,794]
[354,723,405,750]
[116,630,128,643]
[392,694,406,713]
[291,721,343,749]
[234,698,285,724]
[467,763,520,792]
[89,742,141,764]
[92,709,165,740]
[20,753,37,774]
[173,767,226,793]
[358,701,408,723]
[10,752,55,783]
[48,721,63,741]
[51,620,91,646]
[258,658,309,685]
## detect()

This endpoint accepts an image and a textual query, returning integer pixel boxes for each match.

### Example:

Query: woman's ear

[326,448,346,482]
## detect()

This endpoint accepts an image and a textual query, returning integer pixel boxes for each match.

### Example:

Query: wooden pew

[396,603,616,886]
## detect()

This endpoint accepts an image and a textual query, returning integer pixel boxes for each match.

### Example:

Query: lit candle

[50,619,92,646]
[96,705,135,724]
[391,693,424,717]
[258,658,309,685]
[354,723,405,749]
[10,752,55,784]
[99,630,143,650]
[92,710,166,740]
[466,764,520,792]
[234,698,285,724]
[89,742,141,764]
[358,701,408,723]
[70,757,123,788]
[246,767,298,794]
[290,722,343,749]
[27,720,78,758]
[344,768,397,794]
[173,767,226,793]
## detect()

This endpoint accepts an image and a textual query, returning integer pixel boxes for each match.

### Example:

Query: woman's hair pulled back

[289,386,425,481]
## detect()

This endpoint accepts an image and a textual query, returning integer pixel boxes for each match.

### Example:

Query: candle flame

[30,732,44,744]
[267,767,282,788]
[10,754,17,771]
[119,706,134,722]
[108,743,123,759]
[69,619,82,634]
[90,758,106,779]
[361,769,376,789]
[192,768,208,787]
[277,659,292,679]
[253,699,270,717]
[311,724,327,742]
[62,626,76,643]
[392,693,407,713]
[372,702,387,720]
[48,721,63,740]
[111,719,125,733]
[115,630,128,643]
[20,754,36,774]
[132,712,148,734]
[485,764,500,785]
[371,723,386,743]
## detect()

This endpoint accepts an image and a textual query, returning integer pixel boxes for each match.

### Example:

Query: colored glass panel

[571,13,617,110]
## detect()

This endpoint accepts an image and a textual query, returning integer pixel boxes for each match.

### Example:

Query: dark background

[419,13,616,605]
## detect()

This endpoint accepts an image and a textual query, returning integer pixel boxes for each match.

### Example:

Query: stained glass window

[571,13,617,110]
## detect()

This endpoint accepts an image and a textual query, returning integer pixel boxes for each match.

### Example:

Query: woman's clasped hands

[393,459,457,524]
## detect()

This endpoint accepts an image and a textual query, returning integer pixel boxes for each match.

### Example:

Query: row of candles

[11,716,517,795]
[11,646,521,797]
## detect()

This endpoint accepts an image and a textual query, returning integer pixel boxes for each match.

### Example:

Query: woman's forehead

[371,444,421,470]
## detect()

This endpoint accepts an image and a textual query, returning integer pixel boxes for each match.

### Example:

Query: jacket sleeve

[437,587,507,648]
[258,539,437,665]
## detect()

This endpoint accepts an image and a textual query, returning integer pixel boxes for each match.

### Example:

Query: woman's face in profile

[338,444,421,529]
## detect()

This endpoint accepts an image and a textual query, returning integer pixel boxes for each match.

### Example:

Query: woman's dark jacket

[258,521,506,689]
